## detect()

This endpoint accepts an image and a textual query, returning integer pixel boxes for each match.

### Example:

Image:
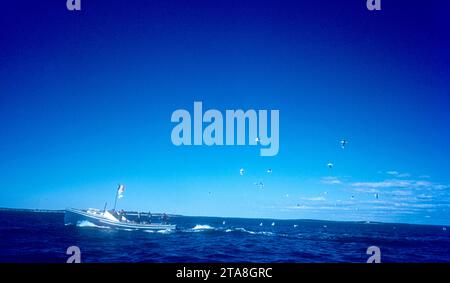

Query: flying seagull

[266,168,272,174]
[239,168,245,176]
[327,162,334,168]
[340,139,348,149]
[254,181,264,189]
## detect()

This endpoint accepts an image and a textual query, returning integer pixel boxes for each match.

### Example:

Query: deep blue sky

[1,0,449,225]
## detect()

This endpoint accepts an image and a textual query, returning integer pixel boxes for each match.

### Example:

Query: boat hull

[65,208,176,231]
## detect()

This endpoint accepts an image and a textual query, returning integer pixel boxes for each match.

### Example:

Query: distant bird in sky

[254,181,264,189]
[266,168,272,174]
[341,139,348,149]
[239,168,245,176]
[327,162,334,168]
[375,193,379,200]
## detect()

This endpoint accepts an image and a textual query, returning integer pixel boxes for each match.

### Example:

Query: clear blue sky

[1,0,449,225]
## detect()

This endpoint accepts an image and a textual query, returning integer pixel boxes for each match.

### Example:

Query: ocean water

[0,211,449,263]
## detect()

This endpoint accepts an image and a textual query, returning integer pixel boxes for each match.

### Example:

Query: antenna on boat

[113,184,125,211]
[103,202,107,213]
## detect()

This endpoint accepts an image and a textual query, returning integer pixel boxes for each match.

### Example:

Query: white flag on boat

[117,184,125,199]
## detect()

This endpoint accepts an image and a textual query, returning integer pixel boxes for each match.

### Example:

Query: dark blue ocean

[0,211,449,263]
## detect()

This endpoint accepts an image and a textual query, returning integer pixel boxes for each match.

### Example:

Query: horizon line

[1,207,448,228]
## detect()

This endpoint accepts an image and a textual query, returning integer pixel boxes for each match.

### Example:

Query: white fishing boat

[64,185,176,231]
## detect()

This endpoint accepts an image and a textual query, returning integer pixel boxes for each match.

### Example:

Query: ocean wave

[76,220,109,229]
[225,227,275,236]
[75,221,277,237]
[190,224,215,231]
[182,225,277,236]
[143,229,174,234]
[157,229,174,234]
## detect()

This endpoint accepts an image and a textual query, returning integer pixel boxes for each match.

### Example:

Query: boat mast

[113,184,124,211]
[113,190,118,211]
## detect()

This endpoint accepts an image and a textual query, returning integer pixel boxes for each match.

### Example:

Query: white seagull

[254,181,264,189]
